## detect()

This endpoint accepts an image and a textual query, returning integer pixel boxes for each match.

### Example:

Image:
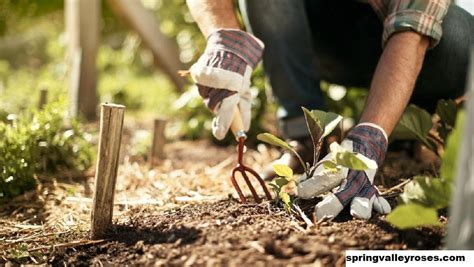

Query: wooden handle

[230,106,245,137]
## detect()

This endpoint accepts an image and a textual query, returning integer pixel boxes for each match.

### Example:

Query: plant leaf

[310,109,343,138]
[322,160,338,172]
[279,191,291,206]
[329,142,377,170]
[275,178,289,188]
[400,176,451,209]
[436,99,458,127]
[257,133,292,150]
[334,151,376,171]
[391,104,435,151]
[302,107,324,166]
[268,182,279,192]
[272,164,293,179]
[440,111,464,183]
[387,203,441,229]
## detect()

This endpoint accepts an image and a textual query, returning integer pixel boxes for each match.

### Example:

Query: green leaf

[279,191,291,206]
[310,109,343,138]
[391,104,435,151]
[387,204,441,229]
[258,132,309,175]
[257,133,292,150]
[302,107,324,165]
[269,182,279,192]
[440,111,464,183]
[275,177,289,188]
[334,151,374,170]
[400,176,451,209]
[272,164,293,179]
[322,160,338,172]
[436,99,458,127]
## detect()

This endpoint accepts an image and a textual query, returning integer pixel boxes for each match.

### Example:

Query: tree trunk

[107,0,187,92]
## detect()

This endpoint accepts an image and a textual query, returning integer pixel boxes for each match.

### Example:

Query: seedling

[258,107,376,212]
[387,110,464,229]
[391,100,460,157]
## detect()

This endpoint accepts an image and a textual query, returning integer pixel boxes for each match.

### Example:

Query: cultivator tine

[229,107,272,204]
[229,136,273,204]
[244,166,273,201]
[230,169,247,203]
[240,169,261,203]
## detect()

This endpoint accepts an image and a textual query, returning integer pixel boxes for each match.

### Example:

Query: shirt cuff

[382,6,449,49]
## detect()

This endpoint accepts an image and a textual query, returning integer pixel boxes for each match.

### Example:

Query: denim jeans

[239,0,473,138]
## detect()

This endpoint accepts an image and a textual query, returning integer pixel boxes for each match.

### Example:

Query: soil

[52,199,444,267]
[0,134,445,266]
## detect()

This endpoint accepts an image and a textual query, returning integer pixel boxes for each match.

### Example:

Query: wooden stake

[150,119,167,166]
[38,88,48,110]
[91,103,125,239]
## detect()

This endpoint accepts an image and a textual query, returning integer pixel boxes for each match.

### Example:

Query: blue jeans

[239,0,473,138]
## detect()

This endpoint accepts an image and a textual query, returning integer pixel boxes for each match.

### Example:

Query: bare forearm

[360,32,430,136]
[186,0,240,37]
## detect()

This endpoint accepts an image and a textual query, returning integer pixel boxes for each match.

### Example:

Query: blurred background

[0,0,471,200]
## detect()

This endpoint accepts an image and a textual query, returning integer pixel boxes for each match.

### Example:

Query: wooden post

[38,88,48,110]
[91,103,125,239]
[65,0,100,121]
[150,119,167,166]
[447,48,474,249]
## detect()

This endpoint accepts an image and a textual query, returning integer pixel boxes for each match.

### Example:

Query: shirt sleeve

[382,0,451,48]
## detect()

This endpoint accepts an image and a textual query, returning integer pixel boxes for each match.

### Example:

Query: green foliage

[440,111,464,182]
[259,109,371,178]
[307,109,342,138]
[257,132,308,175]
[399,176,451,209]
[0,101,94,201]
[392,104,436,152]
[257,133,293,151]
[436,99,460,144]
[387,110,465,229]
[391,100,461,156]
[268,164,294,212]
[333,151,375,171]
[387,204,441,229]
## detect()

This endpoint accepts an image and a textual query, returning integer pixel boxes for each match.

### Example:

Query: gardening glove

[189,29,264,140]
[297,123,391,221]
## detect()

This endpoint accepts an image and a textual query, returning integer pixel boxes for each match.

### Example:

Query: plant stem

[289,148,309,176]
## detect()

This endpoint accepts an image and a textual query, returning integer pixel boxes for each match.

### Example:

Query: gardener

[186,0,472,221]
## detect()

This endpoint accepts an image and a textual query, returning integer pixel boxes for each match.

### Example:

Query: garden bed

[0,138,444,266]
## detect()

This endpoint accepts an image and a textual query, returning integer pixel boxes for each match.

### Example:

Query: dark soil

[1,139,444,266]
[52,198,444,267]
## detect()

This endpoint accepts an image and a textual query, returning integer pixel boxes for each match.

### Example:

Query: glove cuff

[346,123,388,166]
[206,29,264,69]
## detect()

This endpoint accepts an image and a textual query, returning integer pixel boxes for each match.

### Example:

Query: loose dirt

[0,137,444,266]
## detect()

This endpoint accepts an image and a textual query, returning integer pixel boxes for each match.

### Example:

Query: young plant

[268,164,295,212]
[258,108,377,210]
[391,99,460,156]
[387,110,464,229]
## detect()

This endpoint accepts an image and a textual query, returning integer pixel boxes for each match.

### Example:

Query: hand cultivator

[230,108,272,203]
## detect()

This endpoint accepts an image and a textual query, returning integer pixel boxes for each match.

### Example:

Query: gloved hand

[297,123,391,221]
[189,29,264,140]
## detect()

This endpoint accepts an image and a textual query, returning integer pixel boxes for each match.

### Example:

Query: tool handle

[230,106,247,139]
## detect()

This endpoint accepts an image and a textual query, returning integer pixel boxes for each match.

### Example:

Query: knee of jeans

[240,0,308,39]
[441,5,472,52]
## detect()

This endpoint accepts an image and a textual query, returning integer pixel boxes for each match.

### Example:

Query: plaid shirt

[362,0,452,48]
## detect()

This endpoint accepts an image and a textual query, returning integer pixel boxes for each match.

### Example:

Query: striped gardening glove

[298,123,391,221]
[189,29,264,140]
